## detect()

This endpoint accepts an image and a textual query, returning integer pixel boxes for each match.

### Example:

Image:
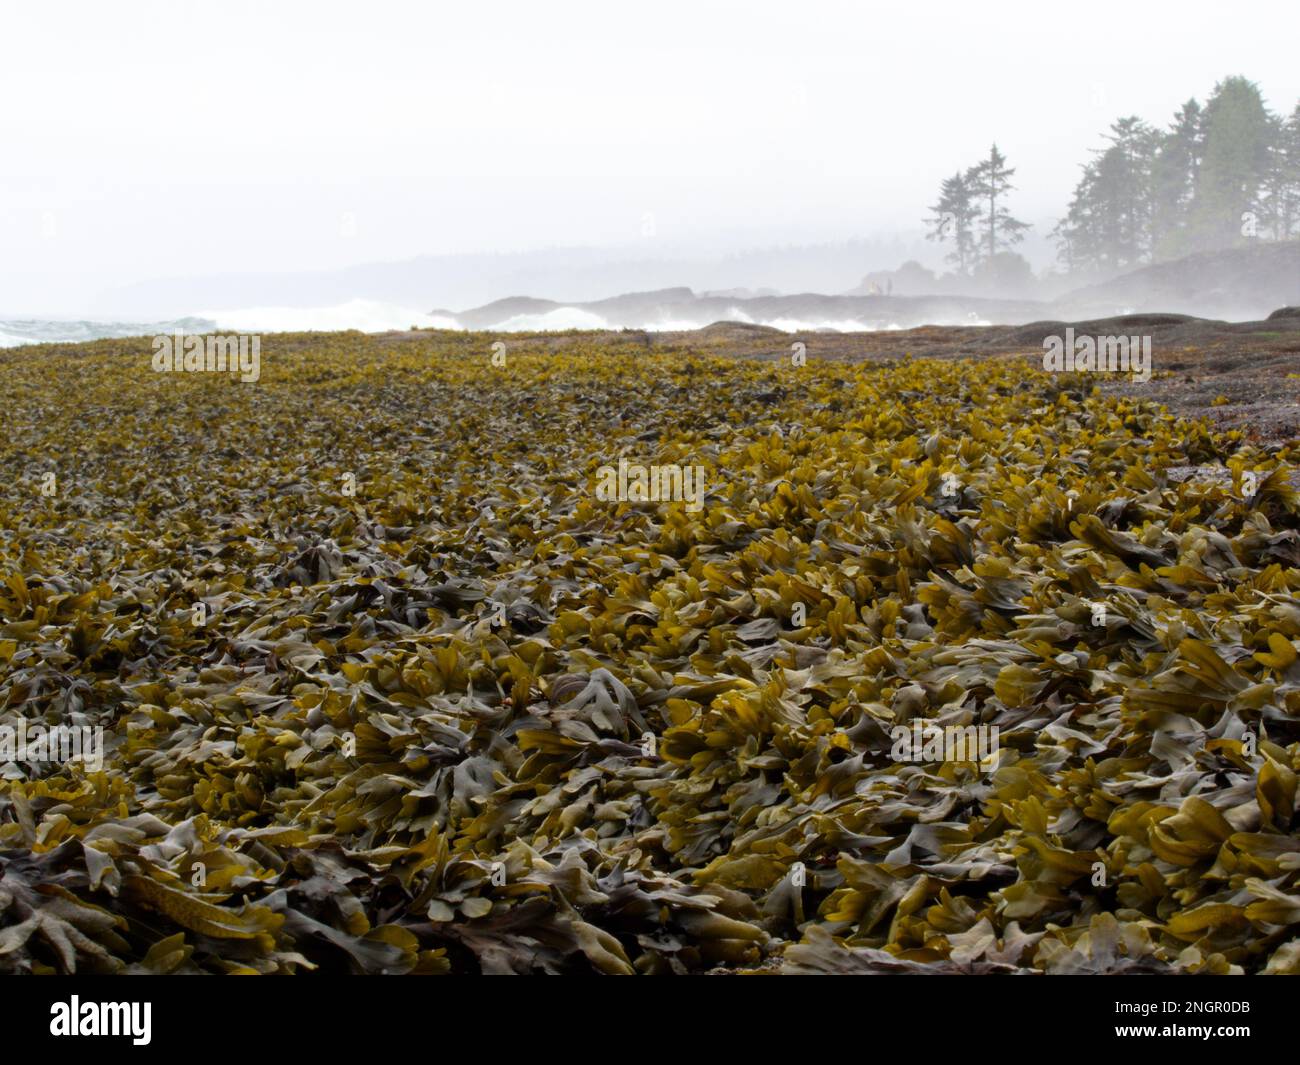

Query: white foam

[763,317,872,333]
[642,319,713,331]
[199,299,461,334]
[0,302,920,345]
[490,307,611,332]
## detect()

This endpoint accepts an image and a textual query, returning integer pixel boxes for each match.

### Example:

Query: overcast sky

[1,0,1296,315]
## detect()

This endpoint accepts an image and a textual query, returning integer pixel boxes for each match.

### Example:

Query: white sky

[1,0,1297,314]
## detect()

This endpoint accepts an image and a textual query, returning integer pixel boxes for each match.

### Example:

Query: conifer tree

[1187,76,1274,250]
[966,144,1031,270]
[1150,99,1203,259]
[925,171,980,275]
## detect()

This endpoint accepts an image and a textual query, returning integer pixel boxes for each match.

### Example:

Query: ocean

[0,298,918,346]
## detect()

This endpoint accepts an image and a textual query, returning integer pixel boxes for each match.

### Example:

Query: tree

[1259,103,1300,240]
[1284,104,1300,238]
[1150,99,1202,259]
[1052,78,1299,275]
[1187,76,1274,250]
[966,144,1031,269]
[1101,117,1158,266]
[974,250,1034,295]
[925,170,979,276]
[1052,160,1100,273]
[1053,118,1156,274]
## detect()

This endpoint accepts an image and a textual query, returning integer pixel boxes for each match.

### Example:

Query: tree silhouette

[966,144,1031,270]
[926,171,980,275]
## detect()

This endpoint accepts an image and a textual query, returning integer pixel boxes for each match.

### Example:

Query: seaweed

[0,331,1298,974]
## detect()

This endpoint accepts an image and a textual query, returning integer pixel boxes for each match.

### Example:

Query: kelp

[0,331,1298,974]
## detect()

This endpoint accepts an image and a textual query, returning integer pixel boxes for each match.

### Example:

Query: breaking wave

[200,299,460,334]
[0,317,216,347]
[0,300,919,347]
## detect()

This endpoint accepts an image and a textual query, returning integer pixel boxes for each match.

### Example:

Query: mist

[2,0,1297,326]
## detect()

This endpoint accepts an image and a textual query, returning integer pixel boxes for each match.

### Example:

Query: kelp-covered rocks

[1,330,1298,974]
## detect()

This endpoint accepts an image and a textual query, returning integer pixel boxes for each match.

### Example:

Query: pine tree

[966,144,1031,270]
[1053,159,1102,273]
[1097,117,1157,267]
[1260,103,1300,240]
[1285,104,1300,238]
[1053,79,1297,274]
[1187,76,1274,250]
[1053,118,1156,273]
[1150,99,1202,260]
[925,171,980,275]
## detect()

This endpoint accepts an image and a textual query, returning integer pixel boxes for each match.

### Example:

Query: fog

[1,0,1297,322]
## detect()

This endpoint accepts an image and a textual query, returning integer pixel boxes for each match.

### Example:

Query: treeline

[926,76,1300,280]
